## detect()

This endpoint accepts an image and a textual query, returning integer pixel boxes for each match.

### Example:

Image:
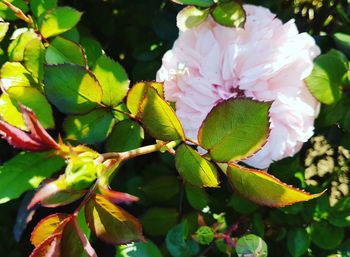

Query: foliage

[0,0,349,257]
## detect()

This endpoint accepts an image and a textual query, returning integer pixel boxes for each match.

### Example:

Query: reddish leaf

[31,216,97,257]
[226,163,324,207]
[61,218,97,257]
[85,194,143,245]
[20,105,58,149]
[0,120,45,150]
[31,213,70,247]
[29,178,86,209]
[0,105,58,151]
[99,185,139,204]
[29,233,61,257]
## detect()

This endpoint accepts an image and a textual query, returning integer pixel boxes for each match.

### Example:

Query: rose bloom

[156,5,321,169]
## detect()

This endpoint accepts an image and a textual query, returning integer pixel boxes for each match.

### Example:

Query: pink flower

[157,4,320,169]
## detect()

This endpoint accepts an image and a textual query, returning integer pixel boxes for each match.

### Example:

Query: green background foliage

[0,0,350,256]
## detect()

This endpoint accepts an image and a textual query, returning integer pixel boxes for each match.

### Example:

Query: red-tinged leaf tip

[28,181,61,209]
[226,163,324,207]
[29,233,61,257]
[31,213,70,247]
[0,120,47,151]
[99,186,139,204]
[85,194,143,245]
[19,105,59,150]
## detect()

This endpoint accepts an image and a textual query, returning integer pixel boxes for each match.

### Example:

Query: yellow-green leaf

[126,81,164,116]
[226,163,323,207]
[138,87,184,141]
[198,98,271,163]
[175,144,219,187]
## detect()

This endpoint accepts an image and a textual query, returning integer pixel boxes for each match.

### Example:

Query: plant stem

[2,0,33,24]
[74,180,99,216]
[101,140,180,162]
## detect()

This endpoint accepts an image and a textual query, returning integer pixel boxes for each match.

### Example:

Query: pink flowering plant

[0,0,349,256]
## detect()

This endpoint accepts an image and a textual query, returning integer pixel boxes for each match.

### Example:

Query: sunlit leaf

[211,1,246,28]
[31,213,69,247]
[177,6,209,32]
[126,81,164,116]
[138,87,185,141]
[0,152,65,204]
[236,234,267,257]
[306,50,348,105]
[39,7,82,38]
[23,37,45,82]
[93,54,130,107]
[85,194,143,244]
[198,98,271,162]
[46,36,86,66]
[0,21,9,42]
[30,0,57,18]
[175,144,219,187]
[1,62,35,90]
[7,87,55,129]
[8,31,38,61]
[0,93,27,130]
[44,64,102,114]
[226,163,323,207]
[63,108,115,144]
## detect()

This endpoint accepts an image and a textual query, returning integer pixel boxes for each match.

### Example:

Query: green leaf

[0,151,65,204]
[0,0,28,21]
[177,6,209,31]
[166,222,200,257]
[306,50,348,105]
[44,64,102,114]
[39,7,82,38]
[63,108,115,144]
[80,37,103,67]
[143,176,180,202]
[334,33,350,57]
[8,31,38,62]
[7,86,55,129]
[171,0,214,7]
[142,208,178,236]
[61,28,80,42]
[116,240,164,257]
[211,1,246,28]
[198,98,271,162]
[139,87,185,141]
[0,93,26,130]
[226,163,323,207]
[93,55,130,107]
[175,144,219,187]
[0,62,35,90]
[236,234,267,257]
[287,228,310,257]
[23,37,45,82]
[310,222,344,250]
[126,81,164,116]
[0,21,9,42]
[329,197,350,227]
[227,194,258,214]
[85,194,143,245]
[185,183,209,210]
[46,36,86,66]
[106,119,144,152]
[30,0,57,17]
